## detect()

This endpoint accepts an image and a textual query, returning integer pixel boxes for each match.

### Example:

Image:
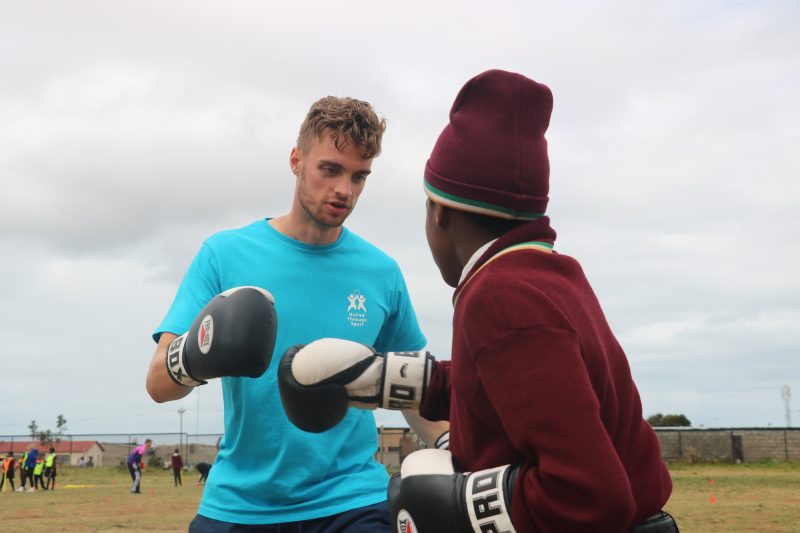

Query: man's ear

[431,201,451,229]
[289,147,302,176]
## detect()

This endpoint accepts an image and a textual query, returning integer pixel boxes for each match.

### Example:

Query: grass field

[0,462,798,532]
[666,461,800,532]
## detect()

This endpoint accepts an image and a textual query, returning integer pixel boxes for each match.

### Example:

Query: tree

[662,414,691,427]
[55,414,68,443]
[647,413,691,427]
[28,415,69,445]
[37,429,54,446]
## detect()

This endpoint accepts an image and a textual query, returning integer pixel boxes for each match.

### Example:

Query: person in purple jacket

[127,439,152,494]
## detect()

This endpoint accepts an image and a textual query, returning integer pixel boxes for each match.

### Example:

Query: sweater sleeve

[475,326,636,532]
[419,359,452,422]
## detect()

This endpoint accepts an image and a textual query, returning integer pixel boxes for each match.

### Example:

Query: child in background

[17,448,29,491]
[1,452,16,493]
[127,439,153,494]
[195,462,212,484]
[45,447,58,490]
[22,446,38,492]
[171,448,183,487]
[33,457,46,491]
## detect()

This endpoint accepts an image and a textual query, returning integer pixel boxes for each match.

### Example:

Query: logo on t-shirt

[347,289,367,327]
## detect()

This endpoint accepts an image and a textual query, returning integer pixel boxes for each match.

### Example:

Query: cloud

[0,0,798,437]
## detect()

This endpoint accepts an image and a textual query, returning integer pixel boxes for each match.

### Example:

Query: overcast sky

[1,0,798,441]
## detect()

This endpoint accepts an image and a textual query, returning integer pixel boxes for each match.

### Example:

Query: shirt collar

[458,238,498,286]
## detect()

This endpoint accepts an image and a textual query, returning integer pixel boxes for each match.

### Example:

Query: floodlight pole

[192,388,200,466]
[781,385,791,428]
[179,408,186,459]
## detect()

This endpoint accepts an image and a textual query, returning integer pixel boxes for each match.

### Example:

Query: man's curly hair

[297,96,386,159]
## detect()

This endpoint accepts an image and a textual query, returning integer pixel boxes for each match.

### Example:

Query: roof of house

[0,440,104,454]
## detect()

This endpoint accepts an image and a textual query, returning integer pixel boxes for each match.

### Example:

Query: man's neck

[269,214,343,245]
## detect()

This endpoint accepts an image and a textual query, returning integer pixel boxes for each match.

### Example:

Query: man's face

[291,133,372,229]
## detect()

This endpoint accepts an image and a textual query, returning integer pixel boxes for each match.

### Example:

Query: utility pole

[782,385,791,427]
[178,408,186,459]
[192,388,200,466]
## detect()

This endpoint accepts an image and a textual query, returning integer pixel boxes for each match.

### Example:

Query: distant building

[0,440,104,466]
[376,427,425,468]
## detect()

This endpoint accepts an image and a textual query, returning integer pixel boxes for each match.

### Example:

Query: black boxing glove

[388,449,518,533]
[166,286,277,387]
[278,338,434,433]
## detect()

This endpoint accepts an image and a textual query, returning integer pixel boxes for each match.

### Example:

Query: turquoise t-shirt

[154,219,426,524]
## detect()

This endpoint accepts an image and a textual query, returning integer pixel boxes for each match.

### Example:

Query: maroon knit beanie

[424,69,553,219]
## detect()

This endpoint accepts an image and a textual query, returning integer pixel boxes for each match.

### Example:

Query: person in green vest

[33,457,46,491]
[45,447,58,490]
[16,448,29,492]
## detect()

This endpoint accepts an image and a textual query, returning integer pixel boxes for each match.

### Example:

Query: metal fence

[0,428,421,468]
[0,432,222,467]
[14,427,794,467]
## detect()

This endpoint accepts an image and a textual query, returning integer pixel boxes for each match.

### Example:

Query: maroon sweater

[420,218,672,533]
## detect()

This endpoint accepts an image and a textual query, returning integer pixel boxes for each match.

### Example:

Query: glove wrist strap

[435,431,450,450]
[166,335,207,387]
[380,351,433,409]
[465,464,517,533]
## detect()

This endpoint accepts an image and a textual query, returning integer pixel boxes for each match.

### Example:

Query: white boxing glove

[278,338,435,433]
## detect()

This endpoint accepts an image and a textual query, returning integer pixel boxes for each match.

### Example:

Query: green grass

[665,461,800,532]
[1,465,200,532]
[1,462,799,532]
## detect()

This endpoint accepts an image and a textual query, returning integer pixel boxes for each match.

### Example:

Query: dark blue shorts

[188,501,391,533]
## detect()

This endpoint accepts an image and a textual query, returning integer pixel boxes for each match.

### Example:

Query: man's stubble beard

[297,169,351,230]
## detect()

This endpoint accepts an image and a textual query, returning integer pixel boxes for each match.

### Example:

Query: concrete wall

[100,441,219,467]
[379,427,800,465]
[735,429,800,462]
[151,442,218,466]
[654,428,800,462]
[376,427,425,468]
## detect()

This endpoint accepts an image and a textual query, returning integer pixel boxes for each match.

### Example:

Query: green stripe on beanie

[424,179,544,220]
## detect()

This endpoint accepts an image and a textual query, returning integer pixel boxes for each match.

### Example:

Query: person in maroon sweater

[277,69,677,532]
[171,449,183,487]
[392,70,677,532]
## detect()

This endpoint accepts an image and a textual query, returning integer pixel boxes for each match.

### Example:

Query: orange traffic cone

[708,493,716,504]
[150,488,155,496]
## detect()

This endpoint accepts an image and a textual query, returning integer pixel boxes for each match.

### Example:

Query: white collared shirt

[458,239,498,286]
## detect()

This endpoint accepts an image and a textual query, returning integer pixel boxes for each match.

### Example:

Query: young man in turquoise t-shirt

[147,96,447,531]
